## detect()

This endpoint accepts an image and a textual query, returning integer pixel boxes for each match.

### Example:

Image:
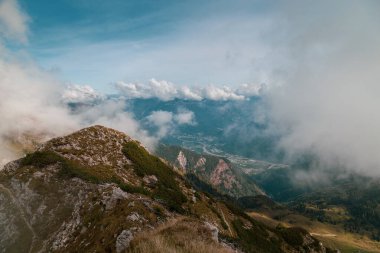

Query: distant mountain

[0,126,331,253]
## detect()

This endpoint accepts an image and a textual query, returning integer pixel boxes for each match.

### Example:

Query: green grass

[122,142,187,213]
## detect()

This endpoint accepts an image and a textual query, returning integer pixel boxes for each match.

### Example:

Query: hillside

[242,195,380,253]
[155,144,265,198]
[0,125,333,253]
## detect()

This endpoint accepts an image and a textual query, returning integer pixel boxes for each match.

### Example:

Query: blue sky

[17,0,276,92]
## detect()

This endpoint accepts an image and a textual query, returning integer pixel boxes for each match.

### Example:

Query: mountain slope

[0,125,332,253]
[155,144,265,198]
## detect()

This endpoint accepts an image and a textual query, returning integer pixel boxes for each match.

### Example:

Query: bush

[21,151,64,168]
[231,219,282,253]
[277,226,307,246]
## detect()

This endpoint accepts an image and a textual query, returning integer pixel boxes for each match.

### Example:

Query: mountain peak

[40,125,133,168]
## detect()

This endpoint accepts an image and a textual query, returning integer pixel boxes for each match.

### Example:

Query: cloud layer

[267,1,380,176]
[115,78,264,101]
[62,84,104,104]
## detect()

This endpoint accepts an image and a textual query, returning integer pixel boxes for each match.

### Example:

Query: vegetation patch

[122,142,187,212]
[276,226,307,246]
[231,219,282,253]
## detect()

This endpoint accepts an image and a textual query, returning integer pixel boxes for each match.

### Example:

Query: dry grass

[127,217,234,253]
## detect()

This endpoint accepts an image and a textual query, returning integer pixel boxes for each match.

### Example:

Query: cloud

[145,109,197,138]
[115,78,263,101]
[202,86,244,101]
[75,99,157,149]
[62,84,104,104]
[0,1,161,166]
[114,79,201,101]
[146,111,174,138]
[0,0,29,43]
[0,54,81,166]
[266,1,380,176]
[0,1,78,166]
[236,83,266,98]
[174,109,196,125]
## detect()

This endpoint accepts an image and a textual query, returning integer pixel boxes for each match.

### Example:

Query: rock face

[177,151,187,171]
[210,159,238,190]
[0,126,332,253]
[156,144,265,198]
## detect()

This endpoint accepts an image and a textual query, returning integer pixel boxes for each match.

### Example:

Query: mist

[0,0,158,167]
[266,0,380,176]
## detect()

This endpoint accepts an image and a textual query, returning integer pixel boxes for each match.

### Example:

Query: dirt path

[0,184,37,253]
[310,232,337,237]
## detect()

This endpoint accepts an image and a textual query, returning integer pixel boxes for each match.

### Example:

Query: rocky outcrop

[116,230,133,253]
[210,159,239,190]
[176,151,187,171]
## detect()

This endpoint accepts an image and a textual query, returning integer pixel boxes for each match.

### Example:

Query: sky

[16,0,275,92]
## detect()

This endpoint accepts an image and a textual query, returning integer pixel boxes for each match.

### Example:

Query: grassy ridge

[122,142,187,213]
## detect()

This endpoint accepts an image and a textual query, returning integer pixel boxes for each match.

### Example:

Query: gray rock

[143,175,158,187]
[127,212,141,222]
[116,230,133,253]
[204,222,219,242]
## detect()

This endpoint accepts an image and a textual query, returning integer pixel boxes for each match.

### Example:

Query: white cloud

[146,110,173,127]
[174,109,196,125]
[114,78,202,101]
[115,78,263,101]
[203,86,244,101]
[62,84,103,104]
[0,1,161,166]
[77,99,157,149]
[267,1,380,176]
[236,83,265,97]
[0,0,29,43]
[146,109,197,139]
[146,110,174,138]
[0,55,81,166]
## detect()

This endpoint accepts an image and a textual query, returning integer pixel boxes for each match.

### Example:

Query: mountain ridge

[0,125,334,253]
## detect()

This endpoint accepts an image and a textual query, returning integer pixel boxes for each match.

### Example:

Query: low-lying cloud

[146,109,196,139]
[115,78,264,101]
[62,84,104,105]
[267,1,380,176]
